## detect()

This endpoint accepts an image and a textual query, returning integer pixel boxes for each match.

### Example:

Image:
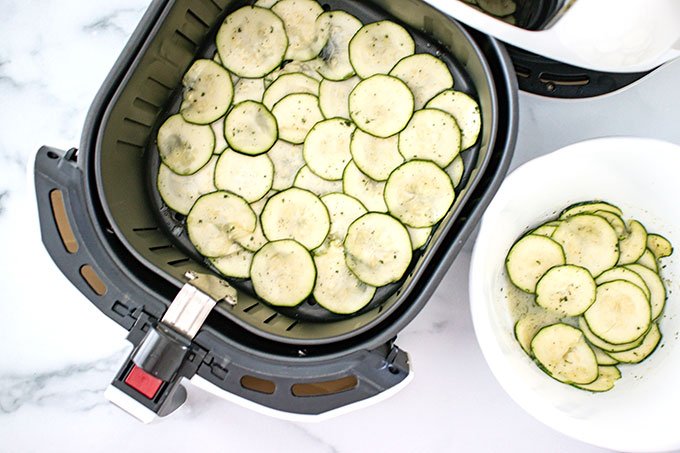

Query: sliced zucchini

[313,241,376,314]
[262,73,320,110]
[578,316,646,353]
[267,141,305,191]
[349,21,415,78]
[250,240,316,307]
[272,0,329,61]
[233,77,265,104]
[505,235,566,293]
[617,220,647,265]
[180,59,234,125]
[157,114,215,175]
[216,6,288,78]
[294,166,343,196]
[445,156,465,188]
[390,53,454,109]
[426,90,481,151]
[584,280,651,345]
[530,323,598,385]
[265,59,324,84]
[514,312,561,355]
[637,249,659,272]
[210,247,254,279]
[303,118,355,180]
[532,224,558,238]
[476,0,517,16]
[624,263,666,320]
[592,346,619,366]
[319,76,360,119]
[210,118,229,154]
[321,193,367,242]
[398,109,461,167]
[606,323,661,364]
[224,101,278,155]
[384,160,455,228]
[552,214,620,277]
[407,227,432,250]
[573,366,621,393]
[317,11,363,81]
[187,191,256,258]
[342,161,387,213]
[593,210,627,240]
[535,265,596,316]
[344,213,412,286]
[157,156,217,215]
[254,0,279,8]
[261,188,330,250]
[647,233,673,259]
[350,130,404,181]
[349,75,414,138]
[559,201,623,220]
[595,267,650,300]
[272,93,324,144]
[236,191,276,252]
[214,150,274,203]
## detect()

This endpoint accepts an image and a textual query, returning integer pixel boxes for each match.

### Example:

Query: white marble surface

[2,1,680,452]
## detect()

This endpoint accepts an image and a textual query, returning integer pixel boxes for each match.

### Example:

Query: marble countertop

[2,1,680,452]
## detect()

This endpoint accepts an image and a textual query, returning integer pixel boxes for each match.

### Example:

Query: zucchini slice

[233,78,265,104]
[636,249,659,272]
[349,21,415,78]
[319,76,360,119]
[552,214,620,277]
[584,280,651,345]
[532,224,559,238]
[210,118,229,155]
[272,93,324,144]
[187,191,257,258]
[390,53,454,109]
[426,90,481,151]
[266,59,325,84]
[349,75,414,138]
[342,161,388,213]
[272,0,330,61]
[254,0,280,8]
[344,213,412,286]
[647,233,673,259]
[624,263,666,320]
[476,0,517,16]
[313,241,376,314]
[398,109,461,168]
[445,155,465,188]
[559,201,623,220]
[573,366,621,393]
[578,316,646,353]
[210,247,254,279]
[384,160,456,228]
[216,6,288,78]
[606,323,661,364]
[617,220,648,265]
[530,323,598,385]
[214,150,274,203]
[303,118,355,180]
[268,141,305,191]
[350,130,404,181]
[262,73,320,110]
[157,156,217,215]
[407,227,432,250]
[592,346,619,366]
[505,235,566,293]
[261,188,330,250]
[317,11,363,81]
[294,166,343,196]
[224,101,278,155]
[593,210,627,240]
[157,114,215,175]
[535,265,596,316]
[237,191,276,253]
[321,193,367,242]
[514,312,561,356]
[180,59,234,125]
[595,266,651,300]
[251,240,316,307]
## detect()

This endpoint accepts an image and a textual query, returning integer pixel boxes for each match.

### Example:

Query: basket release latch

[105,271,236,423]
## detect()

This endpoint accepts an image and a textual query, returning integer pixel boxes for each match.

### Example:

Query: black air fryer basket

[34,0,517,419]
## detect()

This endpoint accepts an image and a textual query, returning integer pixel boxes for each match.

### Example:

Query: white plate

[470,137,680,452]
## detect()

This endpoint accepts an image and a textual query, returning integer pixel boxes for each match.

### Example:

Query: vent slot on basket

[49,189,79,254]
[80,265,107,296]
[240,375,276,395]
[291,376,358,397]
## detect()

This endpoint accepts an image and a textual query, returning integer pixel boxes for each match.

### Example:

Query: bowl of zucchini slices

[470,137,680,452]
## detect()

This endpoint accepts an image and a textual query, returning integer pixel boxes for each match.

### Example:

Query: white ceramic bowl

[470,137,680,452]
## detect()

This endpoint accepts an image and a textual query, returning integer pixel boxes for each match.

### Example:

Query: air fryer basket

[34,0,517,416]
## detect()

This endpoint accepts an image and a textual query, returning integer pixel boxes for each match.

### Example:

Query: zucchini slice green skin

[350,129,403,181]
[531,323,599,385]
[272,93,324,144]
[426,90,481,151]
[157,114,215,176]
[578,316,646,353]
[624,263,666,320]
[398,109,462,168]
[180,59,234,125]
[157,156,217,215]
[390,53,454,109]
[349,75,415,138]
[303,118,355,181]
[617,220,648,265]
[606,323,662,364]
[321,193,367,242]
[317,11,363,81]
[535,265,596,316]
[559,201,623,220]
[262,72,320,110]
[505,234,566,294]
[319,77,360,120]
[342,161,388,213]
[214,150,274,203]
[636,249,659,272]
[224,101,278,155]
[272,0,329,62]
[348,20,415,78]
[647,233,673,259]
[573,366,621,393]
[210,247,254,279]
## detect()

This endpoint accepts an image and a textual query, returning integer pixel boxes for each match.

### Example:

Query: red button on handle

[125,365,164,399]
